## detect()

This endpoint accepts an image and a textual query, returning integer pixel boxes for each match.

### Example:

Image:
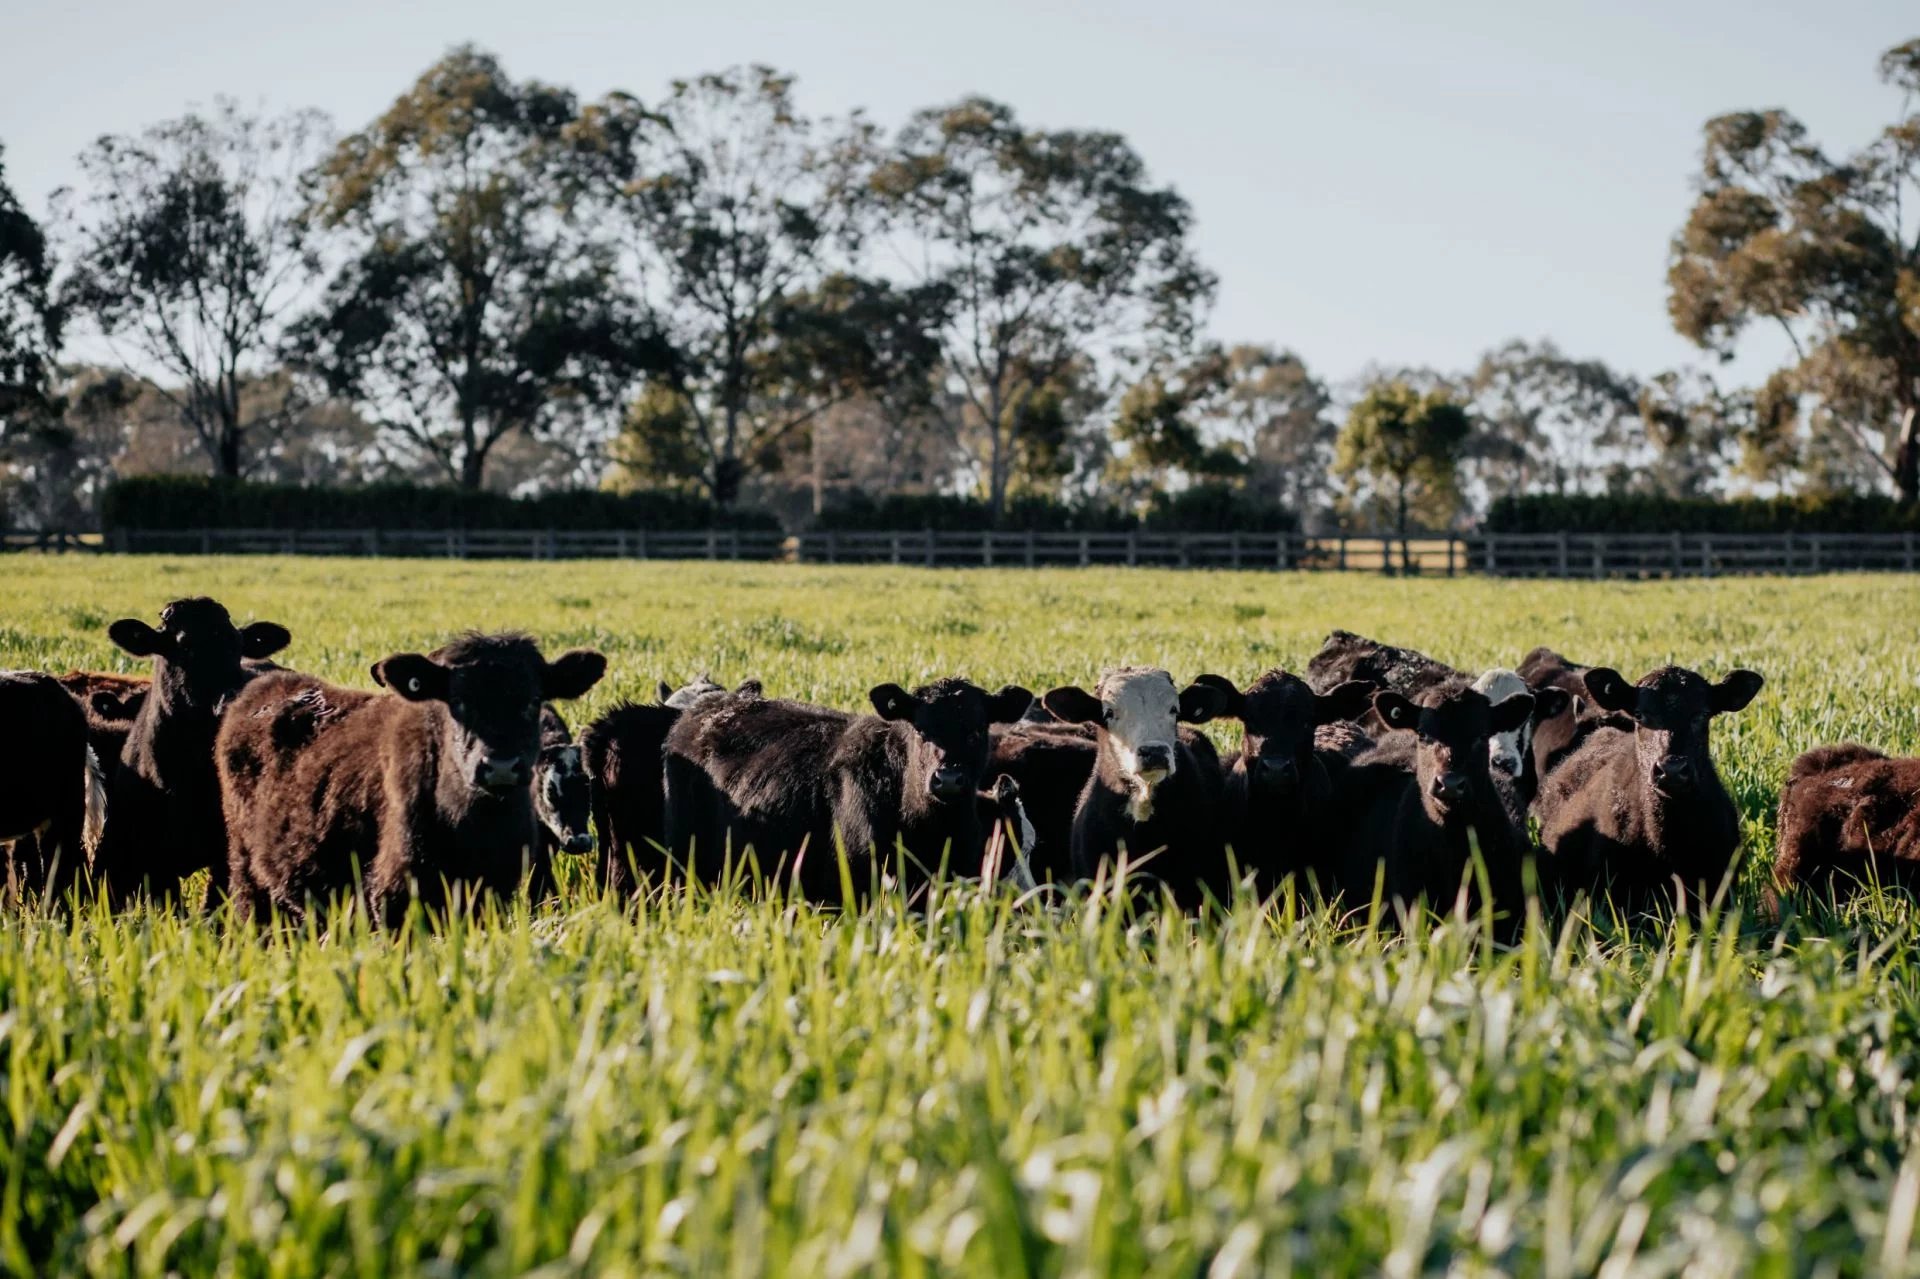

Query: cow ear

[1315,679,1374,726]
[736,679,764,698]
[374,654,448,702]
[89,691,140,722]
[1489,692,1535,732]
[108,619,168,659]
[870,682,920,721]
[1583,668,1636,713]
[1373,691,1418,731]
[987,684,1034,724]
[1712,669,1764,715]
[1041,686,1103,725]
[1178,678,1232,724]
[543,650,608,701]
[1187,673,1244,720]
[240,621,292,660]
[657,680,675,704]
[1530,687,1572,722]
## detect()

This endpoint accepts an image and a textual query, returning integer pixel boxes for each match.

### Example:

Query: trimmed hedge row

[813,484,1297,534]
[100,477,782,532]
[1484,493,1920,535]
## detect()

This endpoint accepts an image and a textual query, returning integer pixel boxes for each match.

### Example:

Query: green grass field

[4,557,1920,1277]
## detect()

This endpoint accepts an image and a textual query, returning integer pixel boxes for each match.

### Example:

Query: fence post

[1080,534,1091,568]
[1590,538,1602,580]
[201,530,212,555]
[825,532,837,564]
[1126,532,1138,567]
[729,530,740,561]
[1230,533,1242,570]
[925,529,935,568]
[1024,531,1035,568]
[636,528,649,560]
[1338,538,1348,571]
[890,533,901,565]
[1906,532,1916,573]
[1669,531,1681,577]
[1700,535,1713,577]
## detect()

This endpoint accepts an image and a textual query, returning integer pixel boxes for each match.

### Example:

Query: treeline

[2,40,1918,533]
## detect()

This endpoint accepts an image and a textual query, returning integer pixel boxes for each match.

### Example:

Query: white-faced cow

[1534,664,1764,916]
[217,632,605,925]
[1040,667,1233,908]
[91,599,292,908]
[662,678,1032,904]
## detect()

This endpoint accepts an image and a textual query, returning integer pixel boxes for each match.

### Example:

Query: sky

[3,0,1914,390]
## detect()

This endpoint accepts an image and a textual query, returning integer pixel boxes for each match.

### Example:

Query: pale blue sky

[3,0,1913,388]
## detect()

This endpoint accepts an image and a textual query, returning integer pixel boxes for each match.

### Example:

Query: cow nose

[1430,772,1468,805]
[1254,756,1298,788]
[1136,744,1174,775]
[1652,756,1694,793]
[930,766,970,800]
[475,756,529,790]
[563,832,596,855]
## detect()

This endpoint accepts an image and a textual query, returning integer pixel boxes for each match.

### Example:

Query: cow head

[1043,667,1229,806]
[1473,668,1570,784]
[1372,685,1534,824]
[108,598,290,711]
[534,741,594,854]
[1581,665,1763,799]
[871,678,1033,804]
[1189,670,1371,794]
[373,633,606,798]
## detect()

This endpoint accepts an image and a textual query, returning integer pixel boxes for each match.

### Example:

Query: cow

[1773,745,1920,904]
[987,719,1097,885]
[1324,683,1537,931]
[662,678,1033,905]
[1534,664,1764,916]
[580,676,761,895]
[218,632,606,925]
[521,704,596,904]
[91,599,292,908]
[0,672,106,901]
[57,671,151,773]
[1516,646,1632,779]
[1180,671,1373,897]
[1307,631,1567,811]
[1038,667,1234,908]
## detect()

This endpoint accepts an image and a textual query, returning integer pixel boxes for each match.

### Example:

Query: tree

[868,97,1215,518]
[1334,379,1472,538]
[1105,349,1243,505]
[1667,37,1920,502]
[1635,368,1751,497]
[298,47,660,490]
[59,101,329,478]
[587,67,874,505]
[1213,345,1337,521]
[1465,340,1642,500]
[0,142,60,426]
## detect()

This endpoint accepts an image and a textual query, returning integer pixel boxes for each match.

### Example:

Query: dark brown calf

[0,672,102,900]
[987,720,1097,885]
[92,599,291,907]
[662,679,1032,904]
[1774,745,1920,902]
[1325,685,1536,930]
[218,632,605,924]
[1535,664,1763,915]
[1186,671,1372,896]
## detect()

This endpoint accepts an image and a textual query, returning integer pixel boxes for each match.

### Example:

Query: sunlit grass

[1,557,1918,1275]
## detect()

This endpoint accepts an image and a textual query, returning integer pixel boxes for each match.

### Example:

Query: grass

[2,556,1920,1277]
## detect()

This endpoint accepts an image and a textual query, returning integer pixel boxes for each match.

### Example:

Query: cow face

[1373,686,1534,824]
[872,679,1032,804]
[1582,665,1763,799]
[1192,671,1371,794]
[1472,669,1570,783]
[373,636,607,798]
[1043,667,1228,797]
[108,598,291,710]
[534,742,594,854]
[658,675,761,709]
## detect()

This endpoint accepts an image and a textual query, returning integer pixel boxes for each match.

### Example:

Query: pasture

[3,556,1920,1276]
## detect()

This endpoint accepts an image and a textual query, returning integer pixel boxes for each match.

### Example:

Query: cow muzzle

[1651,756,1695,796]
[1253,755,1299,790]
[1429,771,1469,807]
[475,756,531,792]
[930,766,971,802]
[561,831,596,855]
[1133,743,1175,781]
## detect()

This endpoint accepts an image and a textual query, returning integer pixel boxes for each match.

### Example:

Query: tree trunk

[459,447,488,491]
[1896,404,1919,505]
[712,455,743,508]
[986,385,1008,524]
[216,428,243,479]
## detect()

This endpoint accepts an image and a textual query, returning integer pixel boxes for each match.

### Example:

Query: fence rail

[5,528,1918,575]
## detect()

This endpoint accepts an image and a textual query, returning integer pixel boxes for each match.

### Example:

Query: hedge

[100,477,782,533]
[1483,493,1920,535]
[812,485,1295,534]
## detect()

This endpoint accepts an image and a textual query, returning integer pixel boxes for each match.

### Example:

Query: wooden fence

[7,527,1919,576]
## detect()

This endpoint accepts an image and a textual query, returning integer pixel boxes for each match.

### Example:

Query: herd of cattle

[0,595,1915,929]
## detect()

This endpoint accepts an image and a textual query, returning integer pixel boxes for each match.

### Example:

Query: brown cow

[218,632,606,925]
[1774,745,1920,902]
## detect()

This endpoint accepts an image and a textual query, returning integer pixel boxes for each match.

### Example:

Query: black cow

[987,720,1097,885]
[92,599,291,908]
[1185,671,1373,897]
[1535,664,1764,916]
[662,679,1032,904]
[1040,667,1233,908]
[1325,684,1537,931]
[0,672,104,901]
[219,632,606,925]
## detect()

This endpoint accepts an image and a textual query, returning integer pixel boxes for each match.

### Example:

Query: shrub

[1483,493,1920,534]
